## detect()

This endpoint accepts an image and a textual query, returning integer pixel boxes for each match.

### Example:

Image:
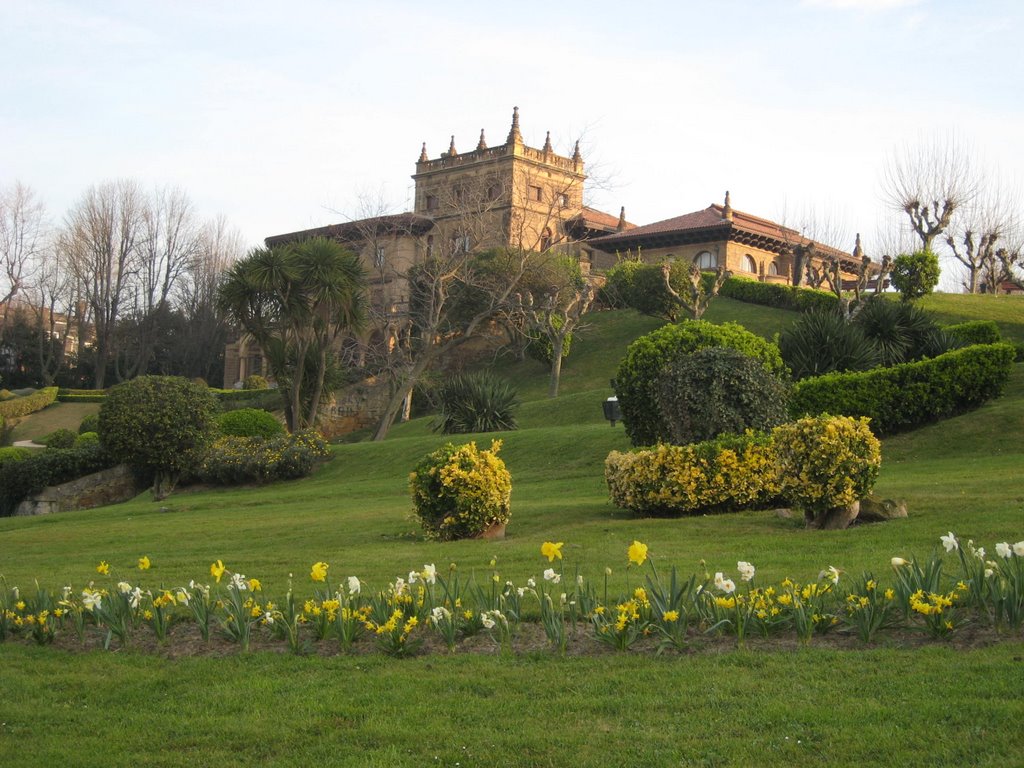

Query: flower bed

[2,533,1021,655]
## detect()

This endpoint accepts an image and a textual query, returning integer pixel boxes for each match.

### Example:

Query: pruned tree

[883,133,977,251]
[661,261,729,320]
[945,181,1021,294]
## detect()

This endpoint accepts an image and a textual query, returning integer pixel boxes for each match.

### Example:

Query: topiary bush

[772,414,881,529]
[605,432,780,517]
[719,275,839,313]
[197,429,330,485]
[615,319,787,446]
[99,376,218,500]
[216,408,286,439]
[40,428,77,450]
[409,440,512,541]
[790,342,1016,436]
[243,374,270,390]
[890,250,940,302]
[0,387,58,419]
[78,413,100,434]
[657,347,790,444]
[74,431,100,448]
[432,372,519,434]
[944,320,1001,346]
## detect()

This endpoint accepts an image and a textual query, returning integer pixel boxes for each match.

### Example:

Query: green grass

[916,292,1024,344]
[1,297,1023,767]
[8,401,98,443]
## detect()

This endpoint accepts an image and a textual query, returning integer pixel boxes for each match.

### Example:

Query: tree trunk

[548,337,564,398]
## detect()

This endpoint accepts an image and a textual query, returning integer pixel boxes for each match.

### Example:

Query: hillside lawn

[1,297,1023,767]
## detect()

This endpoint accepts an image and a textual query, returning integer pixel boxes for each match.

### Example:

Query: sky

[2,0,1022,287]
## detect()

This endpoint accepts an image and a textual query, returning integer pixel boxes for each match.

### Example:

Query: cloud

[801,0,924,10]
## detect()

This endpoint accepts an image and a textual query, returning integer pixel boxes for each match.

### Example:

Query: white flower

[430,606,450,624]
[129,587,144,609]
[117,581,132,594]
[713,572,726,590]
[81,590,102,611]
[527,577,536,588]
[996,542,1012,559]
[891,557,908,567]
[976,547,986,560]
[263,611,275,625]
[393,577,406,594]
[61,585,72,599]
[230,573,248,591]
[737,561,756,582]
[823,566,840,585]
[347,576,361,596]
[984,568,994,578]
[480,612,496,629]
[720,578,736,594]
[560,593,568,605]
[543,569,560,584]
[408,570,419,585]
[175,590,189,606]
[12,586,18,600]
[421,564,437,585]
[940,532,958,553]
[1014,541,1024,557]
[517,587,526,597]
[577,574,585,587]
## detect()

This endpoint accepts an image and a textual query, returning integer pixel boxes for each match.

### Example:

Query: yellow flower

[310,561,329,582]
[627,540,648,567]
[210,560,226,583]
[541,542,564,562]
[884,589,895,600]
[248,578,262,592]
[137,555,151,571]
[96,561,110,575]
[663,610,679,623]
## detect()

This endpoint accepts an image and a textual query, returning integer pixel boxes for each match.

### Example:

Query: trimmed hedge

[216,408,286,439]
[0,387,58,419]
[719,275,839,313]
[615,320,787,447]
[196,430,331,485]
[944,320,1001,346]
[605,433,780,517]
[57,389,107,403]
[790,342,1016,435]
[0,443,116,517]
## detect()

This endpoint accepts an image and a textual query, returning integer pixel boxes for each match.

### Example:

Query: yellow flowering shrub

[605,433,780,516]
[772,414,881,520]
[409,440,512,540]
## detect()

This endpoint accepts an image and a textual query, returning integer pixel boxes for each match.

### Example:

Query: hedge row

[57,392,107,403]
[719,276,839,313]
[0,443,117,517]
[943,320,1002,346]
[0,387,59,418]
[194,430,330,486]
[790,342,1016,436]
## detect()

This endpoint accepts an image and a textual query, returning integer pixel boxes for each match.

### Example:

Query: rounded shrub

[243,374,270,391]
[216,408,285,439]
[99,375,218,500]
[409,440,512,541]
[657,348,790,444]
[0,446,32,463]
[772,414,881,527]
[41,428,77,450]
[432,372,519,434]
[74,431,100,448]
[615,320,786,446]
[78,413,100,434]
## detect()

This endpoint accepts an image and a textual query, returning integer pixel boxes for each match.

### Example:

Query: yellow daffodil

[541,542,563,562]
[311,561,329,582]
[96,561,110,575]
[627,540,648,567]
[248,578,262,592]
[137,555,151,571]
[210,560,226,583]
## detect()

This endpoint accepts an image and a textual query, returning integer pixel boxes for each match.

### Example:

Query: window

[530,185,543,202]
[540,227,552,251]
[374,246,385,269]
[768,261,779,276]
[695,251,716,269]
[426,235,434,257]
[487,183,501,201]
[425,194,438,211]
[743,254,757,273]
[559,192,570,208]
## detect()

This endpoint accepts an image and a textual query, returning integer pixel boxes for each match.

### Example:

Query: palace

[224,107,865,388]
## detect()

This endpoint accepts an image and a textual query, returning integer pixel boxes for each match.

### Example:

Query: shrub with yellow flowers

[409,440,512,540]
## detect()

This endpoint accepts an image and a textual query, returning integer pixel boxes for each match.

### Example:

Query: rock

[858,496,908,523]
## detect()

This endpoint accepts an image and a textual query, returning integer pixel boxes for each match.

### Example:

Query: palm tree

[218,238,366,431]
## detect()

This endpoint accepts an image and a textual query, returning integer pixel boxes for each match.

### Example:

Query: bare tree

[62,179,146,388]
[945,181,1021,294]
[24,240,83,385]
[882,133,977,251]
[0,181,47,341]
[661,261,729,320]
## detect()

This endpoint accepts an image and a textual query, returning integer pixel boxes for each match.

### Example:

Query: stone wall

[15,464,141,516]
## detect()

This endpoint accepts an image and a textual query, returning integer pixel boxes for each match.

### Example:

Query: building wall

[592,240,794,283]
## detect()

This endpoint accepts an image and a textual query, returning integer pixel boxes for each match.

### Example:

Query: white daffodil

[347,576,361,596]
[430,606,450,624]
[129,587,144,609]
[577,574,585,587]
[480,612,496,629]
[175,590,189,605]
[720,578,736,594]
[527,577,536,588]
[517,587,527,597]
[81,590,102,611]
[891,557,909,567]
[737,561,756,582]
[996,542,1012,559]
[117,581,132,594]
[940,532,958,553]
[421,564,437,585]
[824,566,841,585]
[1014,541,1024,557]
[714,572,726,590]
[407,570,419,585]
[230,573,248,591]
[263,611,274,625]
[543,569,560,584]
[393,577,406,594]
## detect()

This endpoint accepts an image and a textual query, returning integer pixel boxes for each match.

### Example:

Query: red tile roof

[265,213,434,247]
[580,205,634,231]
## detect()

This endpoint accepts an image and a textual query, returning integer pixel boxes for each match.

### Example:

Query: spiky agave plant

[432,372,520,434]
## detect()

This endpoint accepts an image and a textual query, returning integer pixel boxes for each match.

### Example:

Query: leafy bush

[657,348,790,444]
[216,408,285,439]
[944,320,1002,346]
[890,250,940,301]
[79,413,100,434]
[432,372,519,434]
[526,315,572,366]
[409,440,512,540]
[57,389,106,403]
[605,433,780,517]
[0,442,115,517]
[99,376,218,500]
[772,414,881,525]
[196,429,330,485]
[719,275,839,313]
[40,428,77,450]
[243,374,270,390]
[0,389,15,401]
[0,387,58,419]
[75,432,100,448]
[615,320,786,446]
[601,261,721,321]
[0,446,32,463]
[779,310,880,380]
[790,343,1016,436]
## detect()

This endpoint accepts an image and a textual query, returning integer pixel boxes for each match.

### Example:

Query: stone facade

[15,464,140,516]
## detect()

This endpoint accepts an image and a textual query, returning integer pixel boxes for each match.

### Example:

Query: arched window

[768,261,779,276]
[743,254,757,273]
[695,251,716,269]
